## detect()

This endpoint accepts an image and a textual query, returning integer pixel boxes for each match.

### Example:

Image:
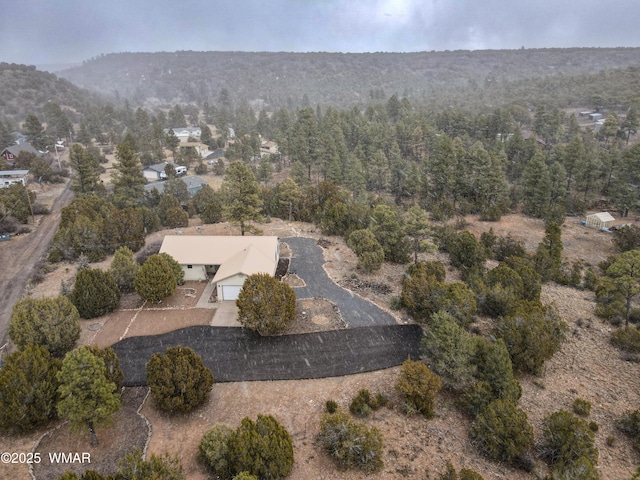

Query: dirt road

[0,182,73,345]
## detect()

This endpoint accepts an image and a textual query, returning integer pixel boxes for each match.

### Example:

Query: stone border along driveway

[112,236,423,385]
[113,324,422,385]
[282,237,397,327]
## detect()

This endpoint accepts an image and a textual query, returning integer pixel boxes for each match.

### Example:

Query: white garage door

[221,285,242,301]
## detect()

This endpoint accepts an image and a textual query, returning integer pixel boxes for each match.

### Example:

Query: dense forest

[57,48,640,110]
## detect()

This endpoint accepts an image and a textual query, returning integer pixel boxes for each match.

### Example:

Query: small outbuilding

[585,212,615,230]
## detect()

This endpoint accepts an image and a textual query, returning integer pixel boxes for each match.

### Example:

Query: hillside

[0,63,103,125]
[57,48,640,110]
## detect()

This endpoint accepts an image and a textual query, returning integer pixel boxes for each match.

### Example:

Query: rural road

[0,182,73,345]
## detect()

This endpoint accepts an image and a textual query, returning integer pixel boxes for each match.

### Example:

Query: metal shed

[585,212,615,229]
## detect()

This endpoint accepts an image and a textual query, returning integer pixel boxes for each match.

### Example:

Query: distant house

[10,132,26,145]
[144,176,208,197]
[1,143,42,166]
[585,212,615,230]
[0,170,29,188]
[159,235,280,300]
[142,162,176,181]
[260,140,279,157]
[589,113,603,122]
[205,148,226,162]
[163,127,201,142]
[178,141,207,158]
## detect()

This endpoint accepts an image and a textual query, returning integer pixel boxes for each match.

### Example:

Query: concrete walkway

[211,301,241,327]
[282,237,397,327]
[195,281,217,309]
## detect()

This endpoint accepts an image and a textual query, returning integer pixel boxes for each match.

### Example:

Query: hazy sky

[4,0,640,66]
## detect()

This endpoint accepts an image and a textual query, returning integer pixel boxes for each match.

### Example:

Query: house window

[187,265,193,269]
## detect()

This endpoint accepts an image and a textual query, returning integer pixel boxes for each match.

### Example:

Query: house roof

[587,212,615,222]
[211,244,276,283]
[144,176,208,196]
[0,170,29,176]
[143,161,174,173]
[2,143,42,157]
[159,236,279,281]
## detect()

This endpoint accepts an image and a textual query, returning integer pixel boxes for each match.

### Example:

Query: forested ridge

[57,48,640,109]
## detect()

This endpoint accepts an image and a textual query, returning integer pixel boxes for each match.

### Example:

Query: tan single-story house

[159,235,280,301]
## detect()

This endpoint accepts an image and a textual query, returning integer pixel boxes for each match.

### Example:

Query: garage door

[221,285,242,301]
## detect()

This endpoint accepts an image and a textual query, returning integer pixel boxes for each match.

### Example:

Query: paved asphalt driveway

[282,237,396,327]
[113,324,422,386]
[112,236,424,386]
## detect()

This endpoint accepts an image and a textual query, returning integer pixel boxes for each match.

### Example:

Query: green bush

[236,273,297,335]
[349,389,372,417]
[347,228,385,273]
[617,409,640,451]
[8,295,81,357]
[549,456,599,480]
[420,312,478,391]
[449,231,486,273]
[539,410,598,471]
[610,326,640,353]
[70,268,121,319]
[395,358,442,418]
[318,409,383,473]
[227,415,294,479]
[494,301,568,375]
[325,399,338,413]
[470,399,534,464]
[135,254,178,302]
[0,345,61,434]
[198,424,234,478]
[146,346,214,413]
[493,235,527,261]
[462,338,521,416]
[438,462,485,479]
[573,398,592,417]
[504,256,542,302]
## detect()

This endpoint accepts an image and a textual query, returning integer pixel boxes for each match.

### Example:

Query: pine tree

[109,246,139,293]
[104,207,145,253]
[86,345,124,390]
[222,161,263,235]
[236,273,296,335]
[23,114,48,150]
[146,346,214,412]
[57,347,120,446]
[534,222,563,282]
[111,142,146,208]
[347,229,385,273]
[370,204,410,264]
[0,345,61,433]
[605,250,640,326]
[8,295,81,357]
[69,144,103,195]
[522,153,552,218]
[70,268,121,319]
[135,254,178,302]
[420,312,477,390]
[404,206,431,263]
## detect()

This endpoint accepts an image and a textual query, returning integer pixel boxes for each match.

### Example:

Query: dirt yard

[2,215,640,480]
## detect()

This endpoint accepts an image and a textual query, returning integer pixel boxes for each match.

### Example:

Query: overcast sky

[3,0,640,67]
